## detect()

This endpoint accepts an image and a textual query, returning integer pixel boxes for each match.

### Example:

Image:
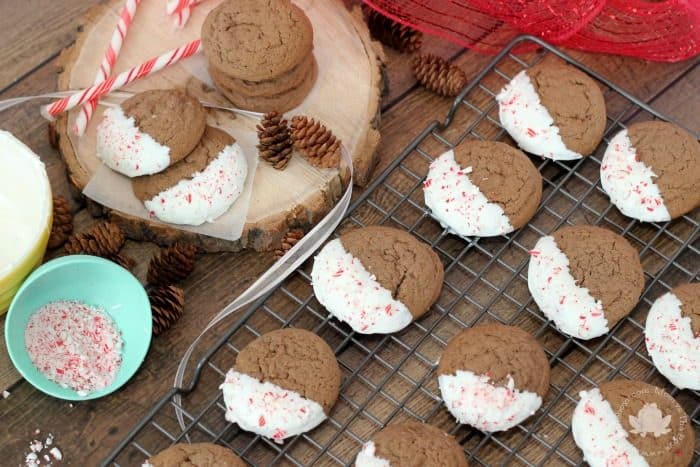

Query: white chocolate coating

[355,441,391,467]
[423,150,514,238]
[645,291,700,390]
[144,142,247,226]
[572,388,649,467]
[220,369,326,442]
[0,130,51,277]
[600,129,671,222]
[497,70,583,160]
[96,106,171,177]
[311,239,414,334]
[528,235,609,339]
[438,370,542,432]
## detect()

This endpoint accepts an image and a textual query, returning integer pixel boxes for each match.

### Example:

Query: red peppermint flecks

[24,300,123,396]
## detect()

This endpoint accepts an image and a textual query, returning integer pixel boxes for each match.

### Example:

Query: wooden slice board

[52,0,384,252]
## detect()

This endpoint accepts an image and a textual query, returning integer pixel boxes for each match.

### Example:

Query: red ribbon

[364,0,700,62]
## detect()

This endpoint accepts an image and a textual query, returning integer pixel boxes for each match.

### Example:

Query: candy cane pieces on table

[42,39,203,120]
[74,0,141,136]
[166,0,204,28]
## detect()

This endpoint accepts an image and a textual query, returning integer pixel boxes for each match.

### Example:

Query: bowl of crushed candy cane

[5,255,151,400]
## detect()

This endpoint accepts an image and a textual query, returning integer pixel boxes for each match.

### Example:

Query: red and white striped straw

[74,0,141,136]
[42,39,202,120]
[166,0,204,28]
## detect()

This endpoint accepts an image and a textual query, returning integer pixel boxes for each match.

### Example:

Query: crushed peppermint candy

[22,433,62,467]
[25,300,123,396]
[49,448,62,461]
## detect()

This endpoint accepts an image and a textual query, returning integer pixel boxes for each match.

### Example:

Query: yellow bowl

[0,218,51,313]
[0,131,53,314]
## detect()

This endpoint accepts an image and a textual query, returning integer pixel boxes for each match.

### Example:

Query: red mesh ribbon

[364,0,700,62]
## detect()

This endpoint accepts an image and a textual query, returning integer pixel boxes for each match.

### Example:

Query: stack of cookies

[202,0,317,113]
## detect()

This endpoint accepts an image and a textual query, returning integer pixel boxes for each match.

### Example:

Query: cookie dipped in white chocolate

[144,143,246,225]
[600,130,671,222]
[96,106,172,177]
[132,127,247,226]
[528,235,608,339]
[572,388,649,467]
[645,286,700,390]
[311,239,414,334]
[312,227,443,335]
[220,370,326,442]
[601,129,671,222]
[497,70,583,160]
[423,150,514,237]
[438,370,542,432]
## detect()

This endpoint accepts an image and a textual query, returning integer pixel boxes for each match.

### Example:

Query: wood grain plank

[0,0,97,91]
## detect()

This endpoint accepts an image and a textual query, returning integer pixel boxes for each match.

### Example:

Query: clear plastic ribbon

[172,147,352,431]
[0,92,79,113]
[0,90,262,119]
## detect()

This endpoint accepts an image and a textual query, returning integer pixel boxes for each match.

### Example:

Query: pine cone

[149,285,185,335]
[64,222,124,256]
[47,195,73,249]
[257,111,293,170]
[147,243,198,286]
[363,5,422,53]
[274,228,305,259]
[290,116,341,169]
[109,253,136,270]
[412,54,467,97]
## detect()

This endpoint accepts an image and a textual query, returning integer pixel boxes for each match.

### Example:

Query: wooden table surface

[0,0,698,464]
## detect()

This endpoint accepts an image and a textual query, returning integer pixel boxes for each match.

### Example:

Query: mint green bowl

[5,255,152,400]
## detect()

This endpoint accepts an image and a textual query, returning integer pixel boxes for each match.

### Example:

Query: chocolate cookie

[355,421,468,467]
[645,283,700,390]
[202,0,314,81]
[209,53,316,97]
[311,226,444,334]
[96,89,207,177]
[601,121,700,222]
[145,443,246,467]
[497,60,606,160]
[436,323,550,432]
[572,379,694,467]
[132,127,248,226]
[211,58,318,113]
[221,328,341,442]
[423,141,542,237]
[528,225,644,339]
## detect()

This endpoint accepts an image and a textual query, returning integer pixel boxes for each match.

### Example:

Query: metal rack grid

[105,36,700,466]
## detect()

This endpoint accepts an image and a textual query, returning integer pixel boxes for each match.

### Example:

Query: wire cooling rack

[104,36,700,466]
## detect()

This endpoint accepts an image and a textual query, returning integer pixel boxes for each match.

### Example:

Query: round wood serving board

[52,0,384,252]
